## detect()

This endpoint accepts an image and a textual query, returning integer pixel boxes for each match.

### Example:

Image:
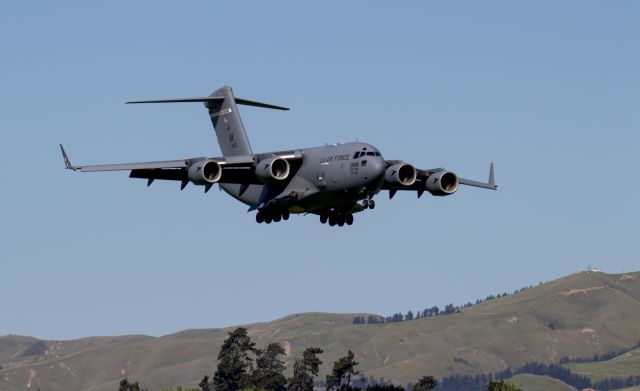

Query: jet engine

[188,159,222,185]
[426,170,459,195]
[385,163,417,186]
[255,157,290,182]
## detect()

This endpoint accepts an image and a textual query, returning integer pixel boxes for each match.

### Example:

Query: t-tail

[126,86,289,157]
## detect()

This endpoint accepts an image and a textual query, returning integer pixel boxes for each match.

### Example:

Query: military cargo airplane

[61,86,496,226]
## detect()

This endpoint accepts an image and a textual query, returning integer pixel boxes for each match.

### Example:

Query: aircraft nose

[369,157,385,179]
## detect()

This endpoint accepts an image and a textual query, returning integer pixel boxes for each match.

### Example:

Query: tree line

[438,368,514,391]
[353,284,541,325]
[559,339,640,364]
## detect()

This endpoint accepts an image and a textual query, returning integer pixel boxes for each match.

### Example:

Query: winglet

[489,163,495,188]
[60,144,76,170]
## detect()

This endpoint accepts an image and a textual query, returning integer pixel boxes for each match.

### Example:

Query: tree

[487,380,521,391]
[253,343,287,391]
[289,347,324,391]
[213,327,257,391]
[326,350,359,390]
[119,378,147,391]
[413,376,437,391]
[444,304,455,314]
[199,376,212,391]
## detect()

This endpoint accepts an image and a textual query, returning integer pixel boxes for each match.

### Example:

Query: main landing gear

[256,209,290,224]
[319,211,354,227]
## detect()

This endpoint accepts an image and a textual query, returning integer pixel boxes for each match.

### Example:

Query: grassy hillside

[508,374,576,391]
[565,347,640,382]
[1,271,639,391]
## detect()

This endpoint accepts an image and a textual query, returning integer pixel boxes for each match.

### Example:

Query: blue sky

[1,1,638,340]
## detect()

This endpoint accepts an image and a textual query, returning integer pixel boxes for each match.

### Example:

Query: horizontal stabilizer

[126,96,289,110]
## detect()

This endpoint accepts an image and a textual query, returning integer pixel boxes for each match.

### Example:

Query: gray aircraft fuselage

[221,142,385,214]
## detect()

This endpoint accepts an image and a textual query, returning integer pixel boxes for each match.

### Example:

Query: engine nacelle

[255,157,290,182]
[426,170,459,196]
[188,159,222,185]
[385,163,417,187]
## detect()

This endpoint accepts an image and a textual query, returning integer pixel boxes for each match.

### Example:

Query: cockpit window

[354,151,380,158]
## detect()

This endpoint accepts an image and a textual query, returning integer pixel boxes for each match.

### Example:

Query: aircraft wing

[60,144,301,189]
[382,160,496,198]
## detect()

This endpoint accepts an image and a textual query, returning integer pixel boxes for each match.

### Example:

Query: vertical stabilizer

[206,86,253,157]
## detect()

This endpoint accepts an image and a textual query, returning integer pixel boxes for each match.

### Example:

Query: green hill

[1,271,639,391]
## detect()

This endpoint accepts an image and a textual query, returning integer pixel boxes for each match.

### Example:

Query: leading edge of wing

[59,144,190,172]
[73,160,189,172]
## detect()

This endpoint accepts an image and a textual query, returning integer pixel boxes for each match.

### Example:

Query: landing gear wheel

[362,200,369,209]
[320,214,328,224]
[368,199,376,209]
[337,215,345,227]
[329,215,337,226]
[345,214,354,225]
[265,217,272,224]
[256,212,265,224]
[282,210,290,220]
[273,214,282,222]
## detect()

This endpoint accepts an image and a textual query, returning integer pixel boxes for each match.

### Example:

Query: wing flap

[129,166,262,185]
[129,168,186,181]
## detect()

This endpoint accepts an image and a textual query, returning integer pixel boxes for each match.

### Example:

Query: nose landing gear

[362,198,375,209]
